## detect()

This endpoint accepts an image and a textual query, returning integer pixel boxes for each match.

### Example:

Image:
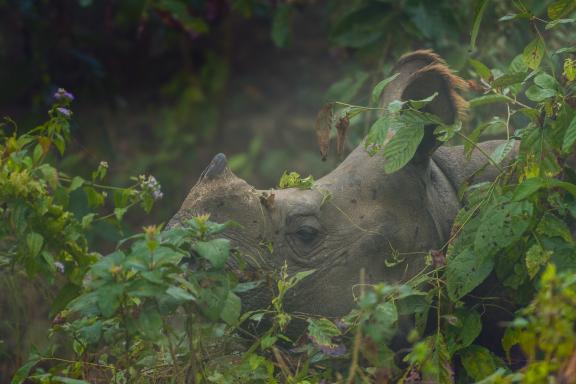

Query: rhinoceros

[167,50,507,332]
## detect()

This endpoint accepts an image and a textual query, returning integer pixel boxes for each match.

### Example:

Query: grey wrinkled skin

[167,51,513,334]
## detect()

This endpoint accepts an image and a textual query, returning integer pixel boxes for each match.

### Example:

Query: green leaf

[271,4,292,48]
[492,72,527,87]
[447,249,494,301]
[409,92,438,110]
[474,200,534,260]
[365,115,392,151]
[114,207,128,221]
[166,286,196,302]
[192,239,230,269]
[26,232,44,257]
[41,251,55,271]
[550,180,576,197]
[79,321,102,344]
[523,38,545,70]
[490,139,515,164]
[382,119,424,174]
[562,115,576,153]
[97,283,124,317]
[288,269,316,287]
[469,59,491,80]
[512,177,545,201]
[83,186,105,208]
[388,99,404,113]
[534,73,557,89]
[446,309,482,354]
[50,283,81,317]
[233,280,262,293]
[220,292,241,325]
[502,326,522,362]
[371,73,400,104]
[260,335,278,350]
[547,0,576,20]
[469,94,510,108]
[68,176,85,192]
[81,213,96,229]
[525,85,556,102]
[278,171,315,189]
[363,302,398,344]
[307,318,341,348]
[464,119,505,157]
[470,0,491,50]
[11,356,40,384]
[136,308,163,340]
[52,377,91,384]
[421,334,453,383]
[434,121,462,142]
[459,345,502,381]
[525,243,552,279]
[536,213,573,243]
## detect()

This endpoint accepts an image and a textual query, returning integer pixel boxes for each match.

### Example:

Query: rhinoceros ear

[382,50,469,161]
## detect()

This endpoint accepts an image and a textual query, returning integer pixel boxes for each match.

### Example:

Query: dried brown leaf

[315,103,334,161]
[336,114,350,156]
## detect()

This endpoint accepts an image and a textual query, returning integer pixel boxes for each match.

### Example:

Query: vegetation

[2,0,576,383]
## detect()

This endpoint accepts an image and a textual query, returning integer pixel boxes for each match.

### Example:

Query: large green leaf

[525,243,552,279]
[446,249,494,301]
[307,318,341,348]
[193,239,230,269]
[523,38,545,70]
[473,199,534,260]
[548,0,576,19]
[382,120,424,173]
[371,73,400,104]
[470,0,491,50]
[365,114,392,152]
[445,308,482,355]
[96,283,124,317]
[220,291,241,325]
[26,232,43,257]
[459,345,503,381]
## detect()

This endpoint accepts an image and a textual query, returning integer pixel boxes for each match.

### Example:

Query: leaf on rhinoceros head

[315,102,334,160]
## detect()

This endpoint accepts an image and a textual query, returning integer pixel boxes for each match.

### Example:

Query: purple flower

[139,175,164,200]
[57,107,72,117]
[54,88,75,102]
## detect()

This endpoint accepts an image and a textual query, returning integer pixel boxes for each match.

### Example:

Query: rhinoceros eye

[295,225,319,244]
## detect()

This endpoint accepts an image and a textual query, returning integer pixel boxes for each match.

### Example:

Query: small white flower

[54,261,65,273]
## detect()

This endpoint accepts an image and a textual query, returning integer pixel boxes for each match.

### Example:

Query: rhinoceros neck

[432,140,511,189]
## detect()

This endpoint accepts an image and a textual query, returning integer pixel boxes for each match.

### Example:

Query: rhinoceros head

[168,51,499,326]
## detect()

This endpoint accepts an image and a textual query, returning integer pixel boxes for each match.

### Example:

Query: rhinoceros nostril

[201,153,228,180]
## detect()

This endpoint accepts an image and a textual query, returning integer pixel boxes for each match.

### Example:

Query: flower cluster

[57,107,72,117]
[54,88,75,102]
[139,174,164,200]
[53,88,74,118]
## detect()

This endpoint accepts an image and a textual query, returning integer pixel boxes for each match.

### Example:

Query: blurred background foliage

[2,0,576,380]
[1,0,575,247]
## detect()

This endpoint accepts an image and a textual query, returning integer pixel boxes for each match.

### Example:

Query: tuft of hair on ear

[397,50,469,122]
